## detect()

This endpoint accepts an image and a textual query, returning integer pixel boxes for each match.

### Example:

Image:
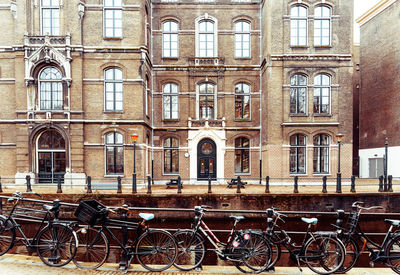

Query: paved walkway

[0,254,395,275]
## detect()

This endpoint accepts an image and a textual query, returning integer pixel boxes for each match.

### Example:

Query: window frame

[314,5,331,46]
[163,137,179,175]
[197,83,216,120]
[163,83,179,120]
[162,20,179,58]
[290,74,307,115]
[197,19,216,57]
[290,134,307,175]
[313,74,331,115]
[234,20,251,59]
[105,132,124,176]
[41,0,60,35]
[290,5,308,47]
[103,0,123,39]
[313,134,330,174]
[234,137,250,174]
[104,68,124,112]
[38,67,63,111]
[234,83,251,120]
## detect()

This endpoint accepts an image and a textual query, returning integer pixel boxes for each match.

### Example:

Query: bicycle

[0,191,77,267]
[264,208,345,275]
[173,205,272,273]
[73,200,177,273]
[333,201,400,274]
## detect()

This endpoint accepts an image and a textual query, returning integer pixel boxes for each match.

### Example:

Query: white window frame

[234,21,251,58]
[313,74,331,115]
[234,83,251,120]
[39,67,63,111]
[314,5,331,46]
[289,134,307,175]
[196,82,216,120]
[104,0,123,38]
[104,68,124,111]
[41,0,60,35]
[162,21,179,58]
[104,131,124,176]
[290,5,308,46]
[313,134,330,174]
[195,15,218,57]
[290,74,308,115]
[163,83,179,120]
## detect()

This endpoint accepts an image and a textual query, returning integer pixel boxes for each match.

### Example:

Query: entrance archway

[197,138,216,180]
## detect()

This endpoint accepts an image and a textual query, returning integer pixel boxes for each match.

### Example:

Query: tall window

[162,21,178,58]
[198,20,215,57]
[290,134,306,174]
[235,137,250,173]
[313,134,329,174]
[104,0,122,38]
[39,67,63,110]
[314,5,331,46]
[163,83,179,120]
[234,21,250,58]
[235,83,250,119]
[314,74,330,114]
[105,68,123,111]
[105,132,124,175]
[290,5,307,46]
[290,74,307,114]
[199,83,215,119]
[41,0,60,35]
[164,137,179,174]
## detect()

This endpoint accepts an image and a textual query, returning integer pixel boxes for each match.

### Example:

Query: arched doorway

[37,130,66,183]
[197,138,216,180]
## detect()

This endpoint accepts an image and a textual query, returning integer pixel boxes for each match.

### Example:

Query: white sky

[354,0,381,43]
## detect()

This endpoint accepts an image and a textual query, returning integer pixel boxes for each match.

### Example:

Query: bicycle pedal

[369,261,374,268]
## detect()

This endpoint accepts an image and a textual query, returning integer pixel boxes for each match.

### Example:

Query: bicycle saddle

[385,219,400,226]
[230,215,245,221]
[43,204,57,212]
[301,217,318,224]
[139,213,154,221]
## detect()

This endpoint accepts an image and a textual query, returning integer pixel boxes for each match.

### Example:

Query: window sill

[313,114,332,117]
[290,173,307,176]
[235,173,251,176]
[234,118,251,122]
[103,110,124,114]
[313,173,330,176]
[103,37,123,40]
[290,114,308,117]
[163,173,180,176]
[162,57,179,60]
[314,45,332,48]
[104,174,124,178]
[234,57,251,60]
[163,119,180,122]
[290,45,309,49]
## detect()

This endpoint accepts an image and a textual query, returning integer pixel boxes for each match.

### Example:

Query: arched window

[41,0,60,35]
[313,134,330,174]
[198,83,215,119]
[164,137,179,174]
[105,132,124,175]
[235,137,250,173]
[163,83,179,120]
[290,134,306,174]
[290,5,308,46]
[314,74,330,114]
[39,67,63,110]
[234,21,250,58]
[104,68,123,111]
[314,5,331,46]
[198,20,215,57]
[162,21,179,58]
[290,74,307,114]
[235,83,250,119]
[104,0,122,38]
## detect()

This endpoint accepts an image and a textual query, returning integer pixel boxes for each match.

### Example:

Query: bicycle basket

[74,200,108,226]
[345,211,359,233]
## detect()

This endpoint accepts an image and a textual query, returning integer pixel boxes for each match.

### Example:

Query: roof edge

[356,0,397,26]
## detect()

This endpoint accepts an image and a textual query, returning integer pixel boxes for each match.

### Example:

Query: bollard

[26,175,32,192]
[147,176,152,194]
[117,176,122,194]
[350,175,356,193]
[87,176,92,194]
[293,176,298,193]
[236,176,241,194]
[322,176,327,193]
[336,174,342,193]
[0,176,3,193]
[208,176,212,194]
[132,173,137,194]
[388,175,393,192]
[177,176,182,194]
[378,175,383,192]
[57,175,62,193]
[265,176,270,193]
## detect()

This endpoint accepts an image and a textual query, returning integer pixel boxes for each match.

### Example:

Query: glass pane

[201,142,213,154]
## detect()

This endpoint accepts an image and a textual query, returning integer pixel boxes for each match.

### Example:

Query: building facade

[357,0,400,178]
[0,0,353,185]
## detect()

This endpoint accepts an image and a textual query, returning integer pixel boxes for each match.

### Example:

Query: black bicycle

[334,201,400,274]
[264,208,345,275]
[0,191,77,267]
[73,200,177,273]
[173,205,272,273]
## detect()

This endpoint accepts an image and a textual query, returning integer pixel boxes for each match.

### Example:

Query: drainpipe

[259,0,263,183]
[150,1,154,183]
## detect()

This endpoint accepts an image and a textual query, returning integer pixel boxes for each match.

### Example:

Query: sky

[354,0,381,43]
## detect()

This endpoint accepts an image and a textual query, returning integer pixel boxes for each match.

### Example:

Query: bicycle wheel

[304,235,345,275]
[73,227,109,269]
[0,216,15,256]
[173,230,206,271]
[335,236,359,273]
[135,229,177,272]
[265,234,282,268]
[37,224,77,267]
[386,233,400,274]
[234,232,272,273]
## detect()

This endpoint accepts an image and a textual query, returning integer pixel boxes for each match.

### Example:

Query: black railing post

[384,138,388,192]
[117,176,122,194]
[208,176,212,194]
[26,175,32,192]
[388,175,393,192]
[177,176,182,194]
[119,204,128,269]
[87,176,92,194]
[322,176,327,193]
[379,175,383,192]
[265,176,270,193]
[294,176,299,193]
[132,173,137,194]
[57,175,62,193]
[236,176,241,194]
[259,159,262,184]
[350,175,356,193]
[0,176,3,193]
[147,176,152,194]
[336,174,342,193]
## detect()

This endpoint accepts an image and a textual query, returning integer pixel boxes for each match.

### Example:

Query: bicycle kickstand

[124,254,135,274]
[296,256,303,272]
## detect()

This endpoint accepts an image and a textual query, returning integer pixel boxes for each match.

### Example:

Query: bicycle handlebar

[352,201,384,211]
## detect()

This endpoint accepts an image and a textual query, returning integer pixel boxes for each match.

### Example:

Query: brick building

[0,0,353,185]
[357,0,400,178]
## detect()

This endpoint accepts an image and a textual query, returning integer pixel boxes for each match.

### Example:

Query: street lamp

[131,133,138,193]
[336,133,344,193]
